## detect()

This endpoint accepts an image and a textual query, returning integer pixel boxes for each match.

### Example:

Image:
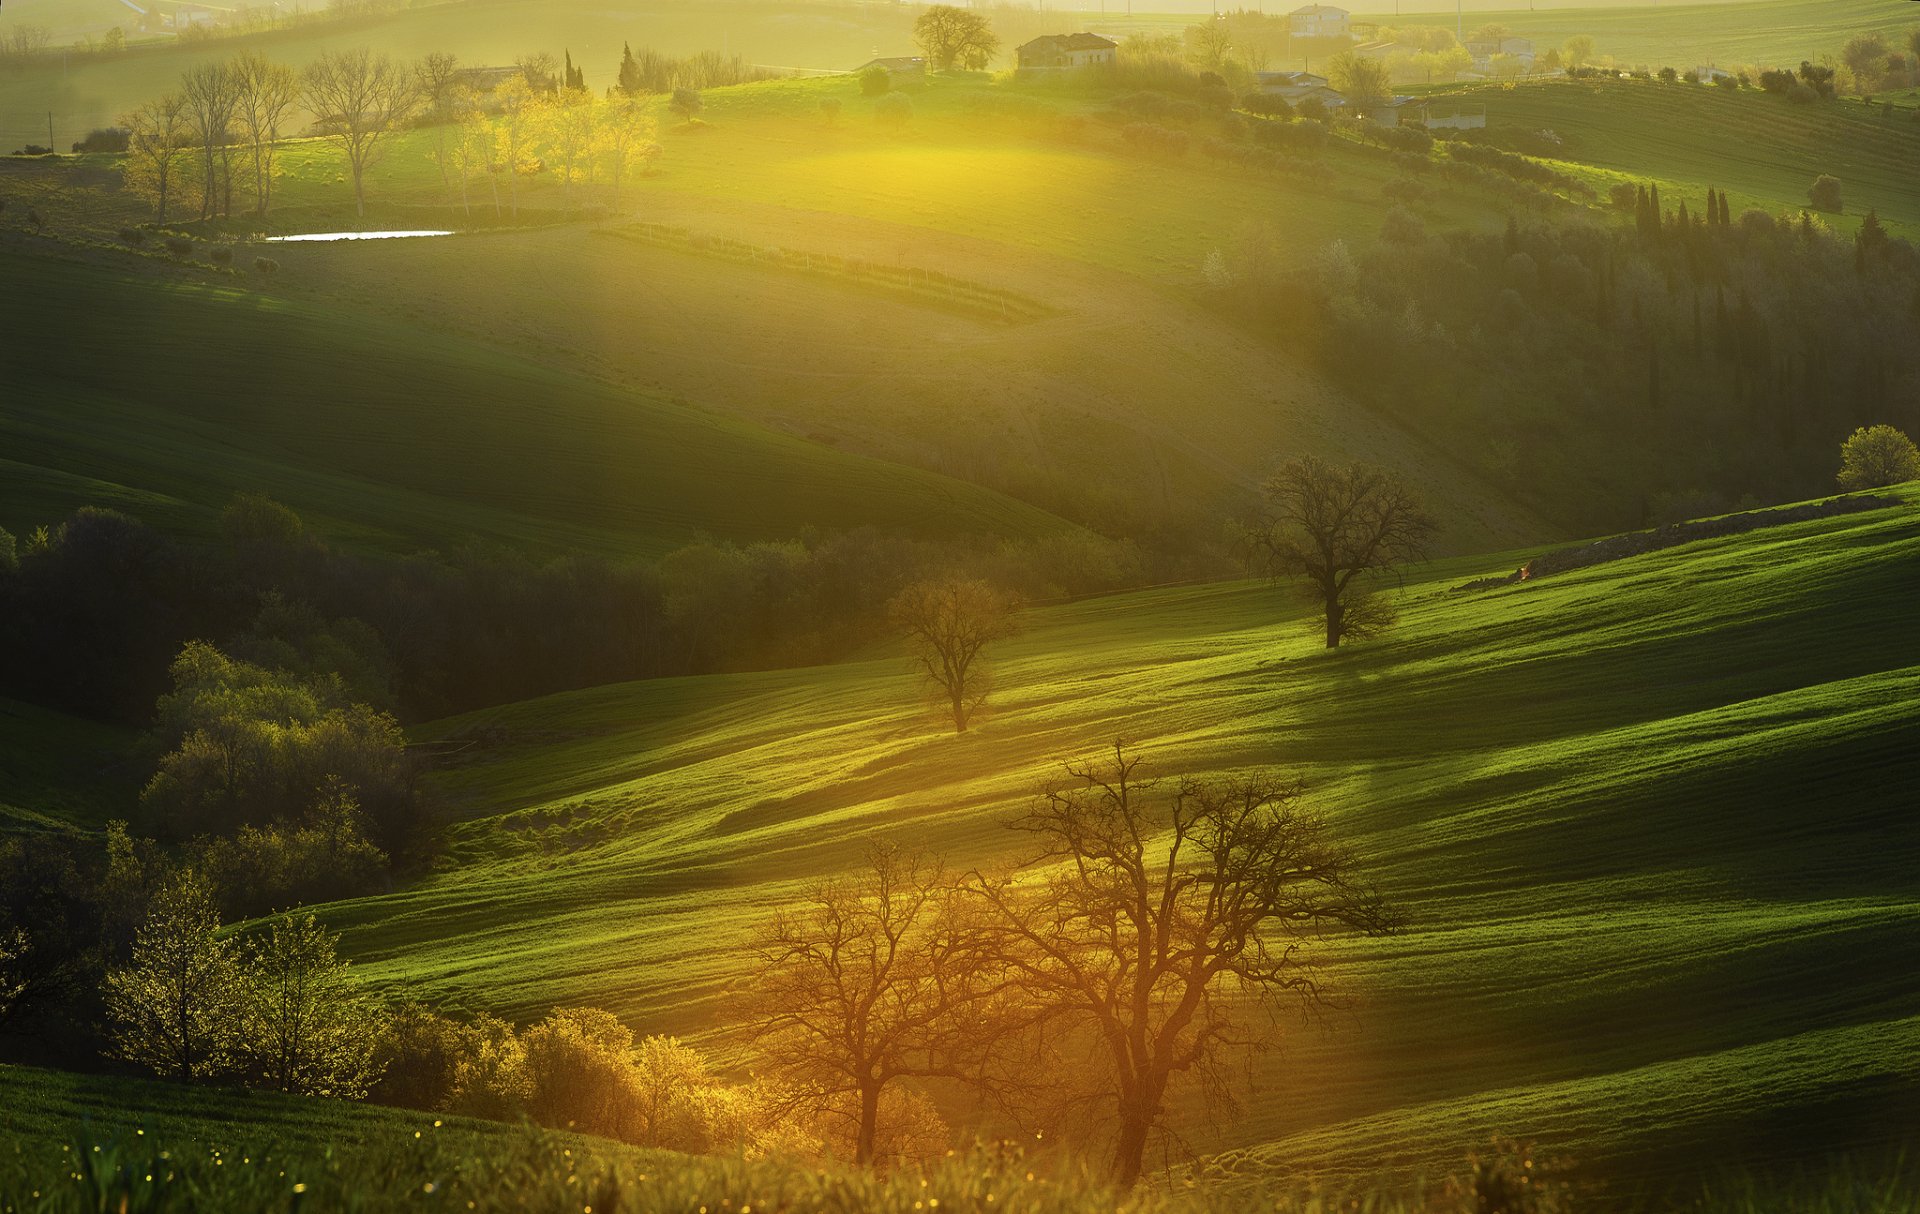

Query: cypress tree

[1650,182,1663,234]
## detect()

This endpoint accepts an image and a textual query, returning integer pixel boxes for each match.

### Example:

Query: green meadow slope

[1430,76,1920,236]
[0,255,1069,554]
[266,488,1920,1180]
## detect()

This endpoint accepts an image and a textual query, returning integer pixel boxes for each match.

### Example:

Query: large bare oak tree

[962,744,1397,1187]
[303,48,418,218]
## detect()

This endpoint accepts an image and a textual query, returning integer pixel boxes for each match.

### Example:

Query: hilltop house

[1288,5,1350,39]
[1466,35,1535,73]
[1255,70,1329,91]
[1015,33,1118,71]
[853,56,926,79]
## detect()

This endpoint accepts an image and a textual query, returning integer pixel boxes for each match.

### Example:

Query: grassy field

[1427,76,1920,236]
[0,252,1072,554]
[205,485,1920,1182]
[0,699,137,837]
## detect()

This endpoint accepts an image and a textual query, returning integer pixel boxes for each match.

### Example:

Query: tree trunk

[1323,591,1343,649]
[1111,1099,1153,1188]
[856,1082,881,1166]
[950,686,968,733]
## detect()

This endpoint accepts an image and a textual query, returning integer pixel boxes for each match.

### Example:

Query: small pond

[265,230,454,243]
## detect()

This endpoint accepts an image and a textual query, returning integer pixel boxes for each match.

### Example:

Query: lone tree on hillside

[103,869,244,1082]
[1239,456,1438,649]
[1808,173,1844,214]
[670,86,703,123]
[1837,424,1920,490]
[749,844,977,1166]
[303,48,419,217]
[913,5,1000,72]
[1327,51,1391,109]
[961,745,1398,1188]
[888,578,1020,732]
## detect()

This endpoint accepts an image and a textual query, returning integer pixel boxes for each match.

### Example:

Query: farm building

[1353,40,1402,62]
[1466,35,1535,72]
[1014,34,1118,71]
[1692,64,1735,83]
[1254,70,1330,92]
[1365,96,1423,126]
[1288,5,1350,39]
[1421,105,1487,130]
[853,56,926,79]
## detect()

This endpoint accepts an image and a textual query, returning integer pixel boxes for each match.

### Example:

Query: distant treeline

[0,498,1165,729]
[1214,195,1920,533]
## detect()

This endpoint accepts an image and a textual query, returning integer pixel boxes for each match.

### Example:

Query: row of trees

[1213,187,1920,534]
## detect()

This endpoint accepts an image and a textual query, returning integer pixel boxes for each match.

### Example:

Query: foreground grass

[3,1064,1918,1213]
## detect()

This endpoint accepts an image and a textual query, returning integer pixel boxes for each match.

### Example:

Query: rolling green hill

[1432,76,1920,236]
[248,486,1920,1181]
[0,254,1070,554]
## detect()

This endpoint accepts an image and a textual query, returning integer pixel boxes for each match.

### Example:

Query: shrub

[253,256,279,276]
[1759,68,1795,93]
[1609,181,1639,210]
[1807,174,1842,213]
[117,227,146,245]
[1657,65,1678,83]
[670,86,702,122]
[874,91,912,129]
[164,236,193,258]
[1788,80,1818,103]
[72,127,130,153]
[1240,92,1292,117]
[858,64,891,96]
[208,246,233,267]
[1837,424,1920,489]
[1380,205,1426,245]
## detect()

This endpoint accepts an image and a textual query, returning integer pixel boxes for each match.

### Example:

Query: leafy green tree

[1808,174,1843,213]
[912,5,999,72]
[103,870,244,1082]
[242,914,384,1097]
[670,86,703,123]
[859,64,891,96]
[1837,425,1920,490]
[1561,34,1595,69]
[1328,51,1392,108]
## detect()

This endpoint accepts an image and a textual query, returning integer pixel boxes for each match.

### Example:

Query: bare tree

[962,745,1397,1187]
[122,93,194,223]
[181,60,241,219]
[1240,456,1437,649]
[416,51,464,208]
[303,48,419,218]
[233,52,299,216]
[748,843,974,1166]
[887,578,1020,733]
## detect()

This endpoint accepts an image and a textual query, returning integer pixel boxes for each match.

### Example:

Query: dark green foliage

[1808,173,1843,213]
[1214,206,1920,533]
[860,64,892,96]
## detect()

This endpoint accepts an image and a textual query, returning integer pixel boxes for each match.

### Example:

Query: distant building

[1288,5,1350,39]
[1365,96,1422,126]
[1421,104,1487,130]
[1255,70,1330,92]
[164,2,223,29]
[1014,33,1118,71]
[1352,39,1402,62]
[1692,64,1735,83]
[1466,35,1535,73]
[854,56,926,78]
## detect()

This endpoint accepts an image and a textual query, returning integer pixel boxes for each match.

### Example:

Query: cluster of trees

[0,499,1154,731]
[2,744,1397,1187]
[1212,193,1920,534]
[746,748,1396,1183]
